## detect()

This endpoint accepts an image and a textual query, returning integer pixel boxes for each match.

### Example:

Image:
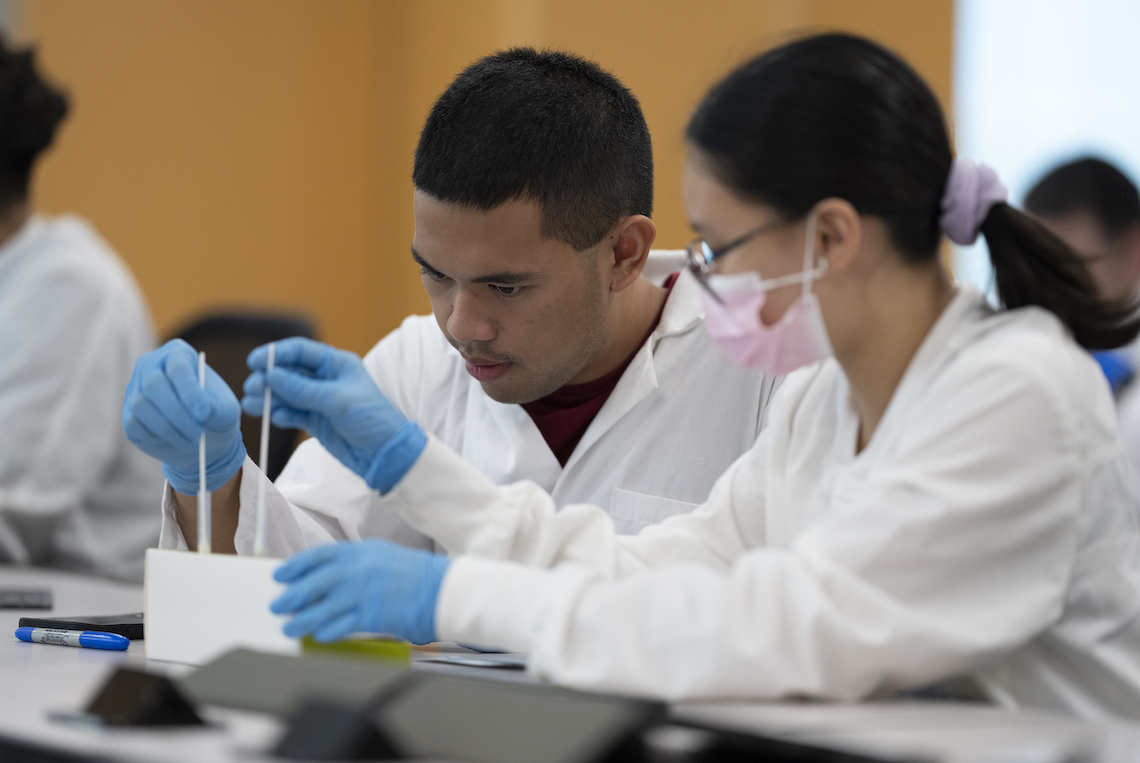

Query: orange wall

[18,0,952,355]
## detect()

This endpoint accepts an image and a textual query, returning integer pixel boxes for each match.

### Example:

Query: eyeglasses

[686,218,785,303]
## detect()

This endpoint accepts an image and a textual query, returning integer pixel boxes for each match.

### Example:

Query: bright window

[953,0,1140,295]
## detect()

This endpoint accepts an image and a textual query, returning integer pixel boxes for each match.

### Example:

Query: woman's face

[682,148,813,326]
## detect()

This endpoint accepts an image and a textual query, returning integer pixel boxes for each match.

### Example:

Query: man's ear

[601,215,657,292]
[813,198,861,275]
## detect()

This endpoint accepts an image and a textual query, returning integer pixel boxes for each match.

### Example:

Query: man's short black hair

[413,48,653,251]
[1025,157,1140,239]
[0,36,67,206]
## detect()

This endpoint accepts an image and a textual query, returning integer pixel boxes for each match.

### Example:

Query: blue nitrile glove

[271,539,450,644]
[122,339,245,494]
[243,337,426,493]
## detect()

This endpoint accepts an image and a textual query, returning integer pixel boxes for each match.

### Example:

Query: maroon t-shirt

[522,273,679,466]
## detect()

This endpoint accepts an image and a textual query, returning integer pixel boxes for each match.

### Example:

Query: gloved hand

[243,338,426,493]
[271,539,450,644]
[122,339,245,495]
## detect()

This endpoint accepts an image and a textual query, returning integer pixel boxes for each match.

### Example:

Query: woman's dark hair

[0,36,68,207]
[686,33,1138,350]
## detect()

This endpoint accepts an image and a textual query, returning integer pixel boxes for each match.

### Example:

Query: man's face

[411,191,610,404]
[1037,209,1140,302]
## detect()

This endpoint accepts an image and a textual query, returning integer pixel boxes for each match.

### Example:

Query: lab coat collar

[456,267,710,489]
[654,267,705,340]
[887,285,992,408]
[841,285,990,465]
[473,267,711,482]
[560,270,704,474]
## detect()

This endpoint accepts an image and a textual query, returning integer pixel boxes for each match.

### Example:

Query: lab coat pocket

[609,488,698,535]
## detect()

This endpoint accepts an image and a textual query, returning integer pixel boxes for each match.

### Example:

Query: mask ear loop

[801,212,825,297]
[744,212,831,293]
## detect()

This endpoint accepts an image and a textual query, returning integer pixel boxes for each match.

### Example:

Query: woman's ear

[813,198,861,275]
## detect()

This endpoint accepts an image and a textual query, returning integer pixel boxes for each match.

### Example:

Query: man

[1025,156,1140,477]
[124,49,778,555]
[0,38,163,580]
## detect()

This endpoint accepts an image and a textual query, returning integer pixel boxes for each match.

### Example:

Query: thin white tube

[253,343,275,557]
[197,351,211,554]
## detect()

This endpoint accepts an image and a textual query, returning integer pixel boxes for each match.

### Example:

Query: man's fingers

[203,366,241,431]
[264,367,329,411]
[126,393,200,451]
[241,372,269,417]
[249,337,330,373]
[165,347,212,422]
[240,381,311,430]
[137,369,204,443]
[240,394,263,419]
[161,338,199,362]
[284,598,355,640]
[243,371,266,398]
[310,611,359,643]
[273,544,343,586]
[269,407,310,432]
[272,563,347,616]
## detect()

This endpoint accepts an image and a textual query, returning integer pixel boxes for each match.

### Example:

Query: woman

[267,34,1140,718]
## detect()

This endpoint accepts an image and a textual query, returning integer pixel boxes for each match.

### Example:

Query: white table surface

[0,565,283,761]
[4,563,1140,763]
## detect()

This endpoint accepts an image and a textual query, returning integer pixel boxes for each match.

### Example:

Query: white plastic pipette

[253,342,275,557]
[197,351,211,554]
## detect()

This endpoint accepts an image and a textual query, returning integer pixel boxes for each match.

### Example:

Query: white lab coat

[0,215,163,581]
[367,286,1140,719]
[1111,338,1140,490]
[157,255,780,552]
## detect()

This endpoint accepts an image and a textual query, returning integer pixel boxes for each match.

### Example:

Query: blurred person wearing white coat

[262,36,1140,720]
[1024,159,1140,494]
[0,40,162,580]
[124,50,777,555]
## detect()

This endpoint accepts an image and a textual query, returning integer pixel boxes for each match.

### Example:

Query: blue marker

[15,627,129,651]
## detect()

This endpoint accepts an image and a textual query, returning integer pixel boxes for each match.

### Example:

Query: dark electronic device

[0,588,52,609]
[204,649,901,763]
[373,673,664,763]
[276,700,399,761]
[275,670,664,763]
[84,667,204,726]
[180,648,409,717]
[18,612,143,639]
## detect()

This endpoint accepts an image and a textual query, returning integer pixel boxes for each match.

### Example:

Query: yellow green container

[301,635,412,666]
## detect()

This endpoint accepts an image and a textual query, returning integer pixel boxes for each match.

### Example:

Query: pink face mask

[699,215,833,376]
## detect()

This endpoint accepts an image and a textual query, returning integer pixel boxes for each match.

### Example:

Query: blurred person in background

[1025,158,1140,484]
[0,38,162,581]
[1025,158,1140,393]
[123,49,779,556]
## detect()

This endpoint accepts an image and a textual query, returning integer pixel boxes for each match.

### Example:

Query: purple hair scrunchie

[940,158,1008,246]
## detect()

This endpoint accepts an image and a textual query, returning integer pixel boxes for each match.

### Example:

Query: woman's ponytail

[981,203,1140,350]
[942,158,1139,350]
